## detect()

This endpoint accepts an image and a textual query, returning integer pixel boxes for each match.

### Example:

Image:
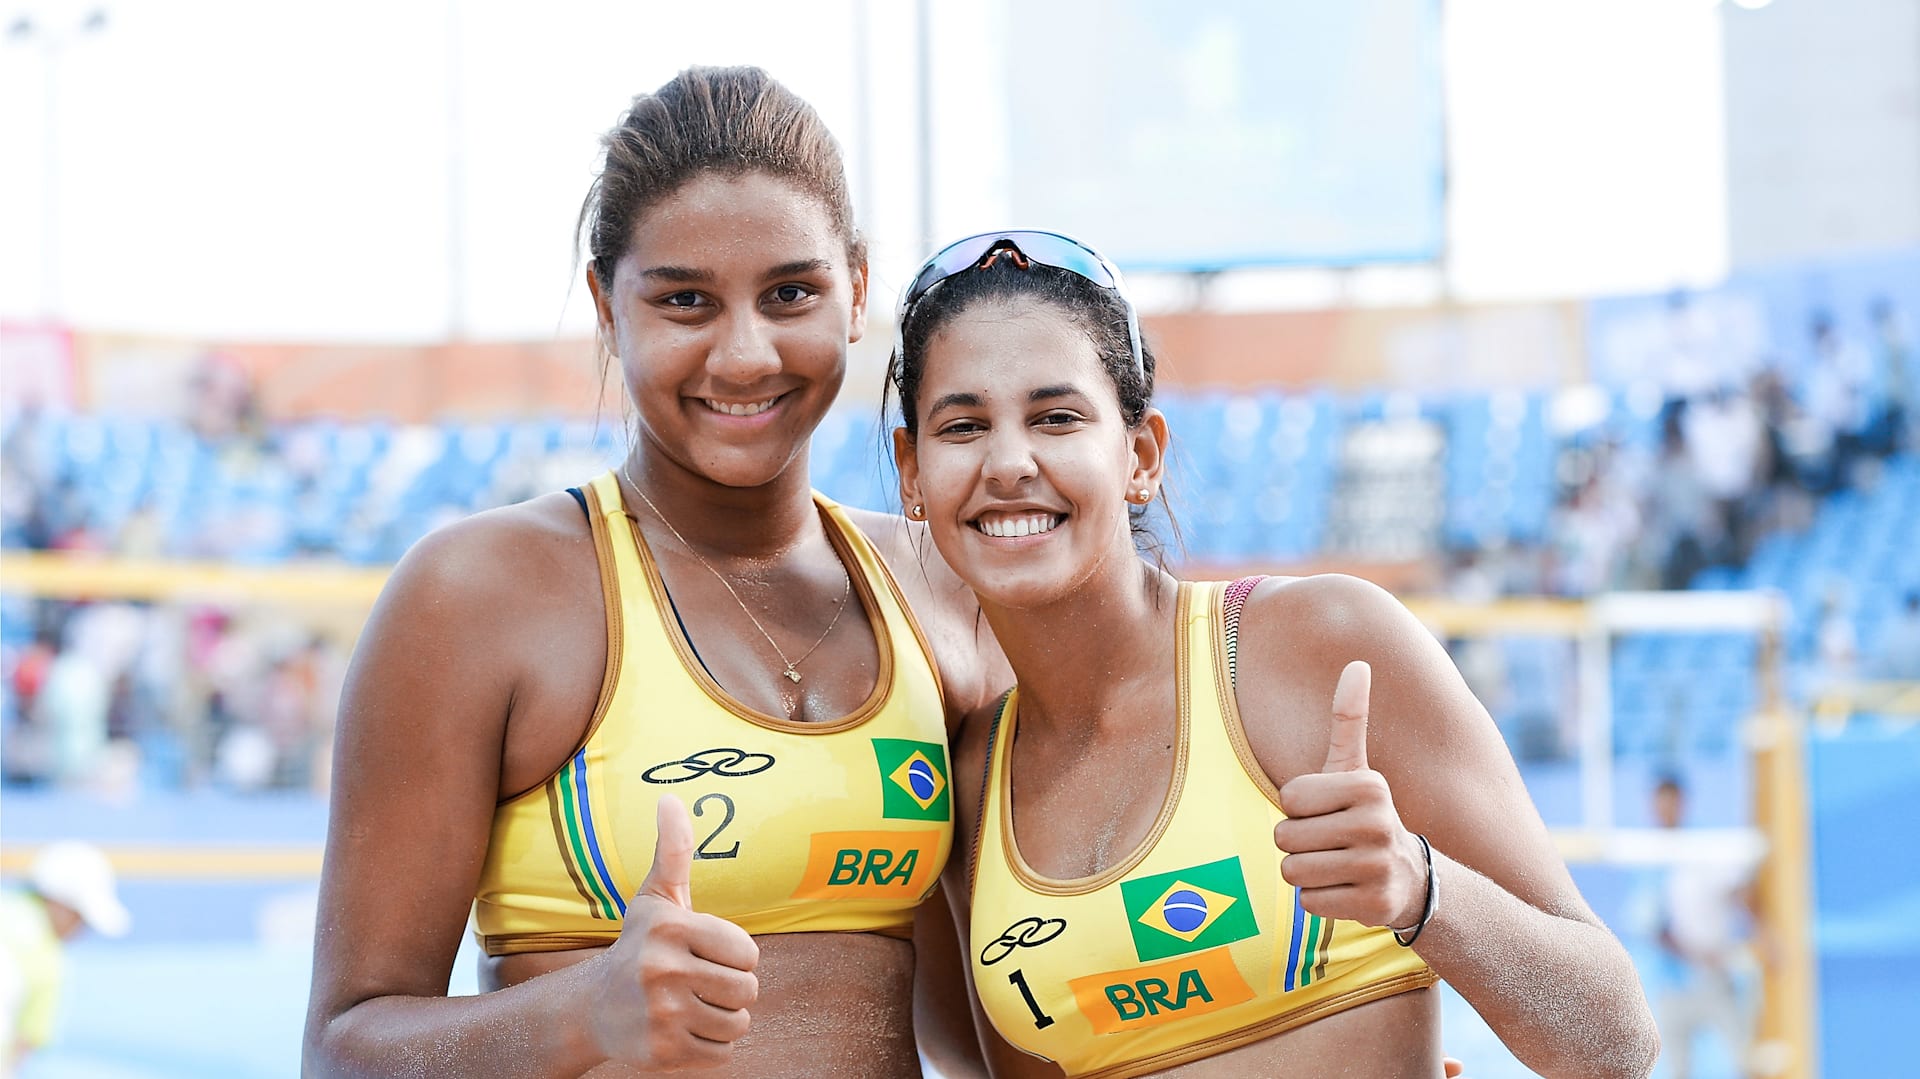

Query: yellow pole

[1750,618,1819,1078]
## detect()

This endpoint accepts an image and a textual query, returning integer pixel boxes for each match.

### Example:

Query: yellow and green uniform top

[968,580,1436,1078]
[473,472,953,954]
[0,890,65,1052]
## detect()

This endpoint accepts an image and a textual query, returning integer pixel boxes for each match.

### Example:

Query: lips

[972,512,1066,539]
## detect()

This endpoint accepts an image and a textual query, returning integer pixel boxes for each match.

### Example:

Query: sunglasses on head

[894,229,1144,377]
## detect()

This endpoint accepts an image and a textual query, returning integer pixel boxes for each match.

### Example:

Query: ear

[893,425,921,518]
[1128,407,1171,500]
[847,257,870,345]
[587,259,618,355]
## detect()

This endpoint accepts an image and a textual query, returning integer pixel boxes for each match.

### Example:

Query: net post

[1750,598,1820,1078]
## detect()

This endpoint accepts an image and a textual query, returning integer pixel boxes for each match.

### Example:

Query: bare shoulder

[377,492,592,621]
[1231,572,1475,780]
[838,507,966,602]
[349,491,600,730]
[1239,572,1429,665]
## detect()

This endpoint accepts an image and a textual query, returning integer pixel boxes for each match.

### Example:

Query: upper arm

[913,887,987,1078]
[307,520,529,1027]
[1239,575,1597,924]
[16,962,58,1049]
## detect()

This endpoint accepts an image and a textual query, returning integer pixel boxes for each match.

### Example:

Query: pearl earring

[911,504,924,519]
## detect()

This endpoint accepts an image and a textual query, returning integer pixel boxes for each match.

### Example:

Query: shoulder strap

[968,689,1016,894]
[1222,575,1268,689]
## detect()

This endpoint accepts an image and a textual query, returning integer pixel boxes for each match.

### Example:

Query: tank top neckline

[996,581,1197,896]
[611,484,897,736]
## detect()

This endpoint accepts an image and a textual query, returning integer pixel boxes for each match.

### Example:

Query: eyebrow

[1029,384,1084,402]
[636,258,834,285]
[927,391,982,414]
[926,384,1090,416]
[768,258,833,279]
[638,265,713,284]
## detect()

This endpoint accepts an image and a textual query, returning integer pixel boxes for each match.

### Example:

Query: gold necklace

[621,462,851,685]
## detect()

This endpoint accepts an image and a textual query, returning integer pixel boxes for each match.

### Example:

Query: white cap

[29,841,131,938]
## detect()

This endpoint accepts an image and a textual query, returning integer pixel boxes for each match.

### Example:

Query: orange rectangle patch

[1068,946,1255,1035]
[790,829,942,899]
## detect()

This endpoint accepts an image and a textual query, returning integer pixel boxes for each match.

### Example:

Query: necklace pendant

[784,669,802,684]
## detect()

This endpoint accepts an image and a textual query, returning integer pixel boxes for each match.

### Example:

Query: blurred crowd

[3,598,347,798]
[1,293,1914,794]
[1507,295,1914,599]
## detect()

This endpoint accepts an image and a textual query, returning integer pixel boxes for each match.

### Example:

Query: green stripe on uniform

[558,759,619,920]
[1299,912,1323,987]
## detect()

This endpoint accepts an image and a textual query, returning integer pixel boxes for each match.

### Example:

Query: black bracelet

[1391,833,1436,948]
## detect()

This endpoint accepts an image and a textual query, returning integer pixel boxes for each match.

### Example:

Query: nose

[981,427,1039,492]
[707,310,782,385]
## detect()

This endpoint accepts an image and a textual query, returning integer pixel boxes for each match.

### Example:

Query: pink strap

[1222,576,1267,688]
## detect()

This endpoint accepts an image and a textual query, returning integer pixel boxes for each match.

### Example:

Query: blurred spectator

[1546,471,1639,597]
[1805,311,1875,488]
[1643,405,1719,590]
[36,635,109,786]
[1870,591,1920,682]
[1812,584,1858,695]
[0,841,130,1073]
[1749,369,1819,535]
[1681,383,1766,566]
[1,626,59,787]
[186,352,261,446]
[1644,774,1765,1079]
[1871,297,1913,453]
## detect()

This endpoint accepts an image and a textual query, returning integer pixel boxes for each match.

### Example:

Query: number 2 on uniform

[692,793,740,860]
[1008,969,1055,1029]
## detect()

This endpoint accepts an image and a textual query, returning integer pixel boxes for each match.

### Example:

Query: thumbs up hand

[1272,661,1428,931]
[588,795,760,1069]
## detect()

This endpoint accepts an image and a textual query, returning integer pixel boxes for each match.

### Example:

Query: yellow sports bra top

[968,580,1435,1079]
[473,472,953,955]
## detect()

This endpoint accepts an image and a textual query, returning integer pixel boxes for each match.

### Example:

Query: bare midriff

[485,931,920,1079]
[1116,986,1438,1079]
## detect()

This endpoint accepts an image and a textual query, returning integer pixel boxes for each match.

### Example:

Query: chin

[967,562,1092,612]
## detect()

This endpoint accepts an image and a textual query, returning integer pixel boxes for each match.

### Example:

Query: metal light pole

[5,8,108,321]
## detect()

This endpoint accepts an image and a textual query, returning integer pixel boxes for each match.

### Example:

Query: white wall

[1,0,1908,341]
[1722,0,1920,268]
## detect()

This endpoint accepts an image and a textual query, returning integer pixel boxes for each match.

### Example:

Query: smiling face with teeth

[897,298,1168,609]
[590,170,868,492]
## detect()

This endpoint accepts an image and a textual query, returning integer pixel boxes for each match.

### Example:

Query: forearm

[1412,851,1658,1079]
[305,955,604,1079]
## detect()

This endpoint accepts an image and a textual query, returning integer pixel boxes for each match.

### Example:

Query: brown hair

[889,257,1154,440]
[578,65,864,289]
[887,253,1181,561]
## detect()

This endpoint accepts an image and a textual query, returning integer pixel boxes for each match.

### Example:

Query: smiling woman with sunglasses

[891,230,1660,1078]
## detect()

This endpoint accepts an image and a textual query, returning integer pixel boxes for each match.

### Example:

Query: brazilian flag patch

[1120,857,1260,962]
[872,738,950,821]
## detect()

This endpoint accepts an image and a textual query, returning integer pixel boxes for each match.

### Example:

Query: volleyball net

[1408,590,1810,1078]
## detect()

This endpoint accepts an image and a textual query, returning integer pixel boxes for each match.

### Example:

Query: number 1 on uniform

[1009,969,1055,1029]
